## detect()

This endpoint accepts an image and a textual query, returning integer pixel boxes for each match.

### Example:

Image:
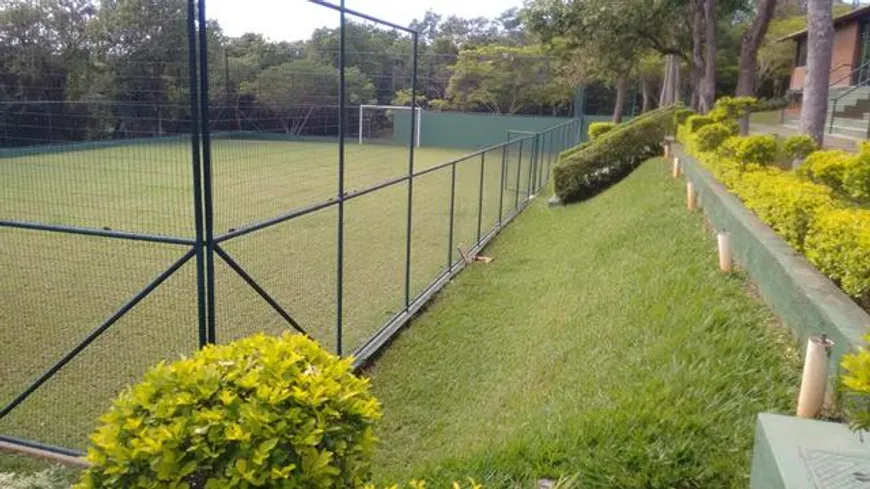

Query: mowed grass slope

[367,159,801,488]
[1,137,543,454]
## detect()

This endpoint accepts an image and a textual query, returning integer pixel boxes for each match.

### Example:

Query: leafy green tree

[440,45,572,114]
[391,88,428,107]
[241,59,374,134]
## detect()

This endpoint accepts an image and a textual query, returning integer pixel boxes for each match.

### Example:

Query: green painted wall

[392,111,616,150]
[678,147,869,371]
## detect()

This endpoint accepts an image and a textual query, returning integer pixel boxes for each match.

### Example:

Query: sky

[206,0,524,42]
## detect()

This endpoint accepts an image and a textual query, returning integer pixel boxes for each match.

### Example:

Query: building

[780,5,870,138]
[782,4,870,91]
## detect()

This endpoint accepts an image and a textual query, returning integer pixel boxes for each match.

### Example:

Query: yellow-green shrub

[806,208,870,298]
[798,149,852,191]
[588,122,616,141]
[735,169,837,251]
[694,123,733,152]
[783,135,818,160]
[685,115,713,133]
[673,108,694,128]
[841,336,870,431]
[707,96,758,122]
[844,153,870,202]
[717,135,777,166]
[75,333,382,489]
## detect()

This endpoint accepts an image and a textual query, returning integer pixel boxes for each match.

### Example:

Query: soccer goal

[358,105,422,147]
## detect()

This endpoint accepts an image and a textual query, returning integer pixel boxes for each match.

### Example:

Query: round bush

[685,115,713,133]
[694,123,733,152]
[75,333,382,489]
[844,153,870,202]
[783,135,818,160]
[717,135,777,166]
[797,149,852,191]
[588,122,616,141]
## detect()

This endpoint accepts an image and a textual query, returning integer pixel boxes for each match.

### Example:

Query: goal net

[358,105,422,147]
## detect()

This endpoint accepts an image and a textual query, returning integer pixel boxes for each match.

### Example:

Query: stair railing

[779,63,852,124]
[828,59,870,135]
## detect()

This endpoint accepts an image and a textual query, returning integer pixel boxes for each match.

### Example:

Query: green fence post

[498,144,507,224]
[476,152,485,244]
[448,162,456,269]
[515,139,523,209]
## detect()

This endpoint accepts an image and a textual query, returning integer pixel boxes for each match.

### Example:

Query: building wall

[832,22,860,86]
[789,21,860,90]
[789,66,806,91]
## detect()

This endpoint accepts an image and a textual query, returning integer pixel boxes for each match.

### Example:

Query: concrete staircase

[782,86,870,139]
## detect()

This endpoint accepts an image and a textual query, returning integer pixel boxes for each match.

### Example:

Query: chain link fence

[0,0,582,457]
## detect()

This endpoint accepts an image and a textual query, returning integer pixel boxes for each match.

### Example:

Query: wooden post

[717,232,732,272]
[672,156,681,178]
[687,181,697,210]
[663,141,672,158]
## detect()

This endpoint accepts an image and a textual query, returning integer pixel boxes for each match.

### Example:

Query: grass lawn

[749,110,782,126]
[0,137,543,455]
[366,158,801,488]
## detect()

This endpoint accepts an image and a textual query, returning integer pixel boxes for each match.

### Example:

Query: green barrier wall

[1,113,619,157]
[676,145,869,370]
[392,110,615,149]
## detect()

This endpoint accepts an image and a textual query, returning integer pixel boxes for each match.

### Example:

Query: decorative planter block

[751,413,870,489]
[674,145,870,372]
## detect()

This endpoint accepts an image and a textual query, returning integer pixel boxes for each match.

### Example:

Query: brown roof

[778,3,870,41]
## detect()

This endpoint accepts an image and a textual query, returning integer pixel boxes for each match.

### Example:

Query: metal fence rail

[0,0,582,457]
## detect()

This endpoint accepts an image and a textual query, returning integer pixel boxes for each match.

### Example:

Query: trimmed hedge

[694,123,733,152]
[674,108,694,128]
[686,115,713,133]
[806,209,870,299]
[799,149,870,203]
[717,135,777,166]
[588,122,616,141]
[553,106,676,203]
[677,97,870,305]
[783,135,818,160]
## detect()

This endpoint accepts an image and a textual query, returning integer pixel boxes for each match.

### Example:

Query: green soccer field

[0,136,541,453]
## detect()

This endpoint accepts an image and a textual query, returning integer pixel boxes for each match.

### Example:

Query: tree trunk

[699,0,718,113]
[641,77,652,113]
[660,55,673,106]
[737,0,778,134]
[613,75,628,123]
[690,0,705,111]
[736,0,778,97]
[799,0,834,147]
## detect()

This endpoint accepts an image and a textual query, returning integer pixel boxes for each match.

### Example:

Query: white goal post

[358,105,422,147]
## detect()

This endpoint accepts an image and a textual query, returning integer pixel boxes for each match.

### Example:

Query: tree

[799,0,834,147]
[391,88,428,107]
[637,54,665,112]
[241,59,375,134]
[757,14,807,96]
[736,0,778,98]
[88,0,192,136]
[526,0,655,121]
[735,0,778,133]
[440,45,572,114]
[700,0,719,113]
